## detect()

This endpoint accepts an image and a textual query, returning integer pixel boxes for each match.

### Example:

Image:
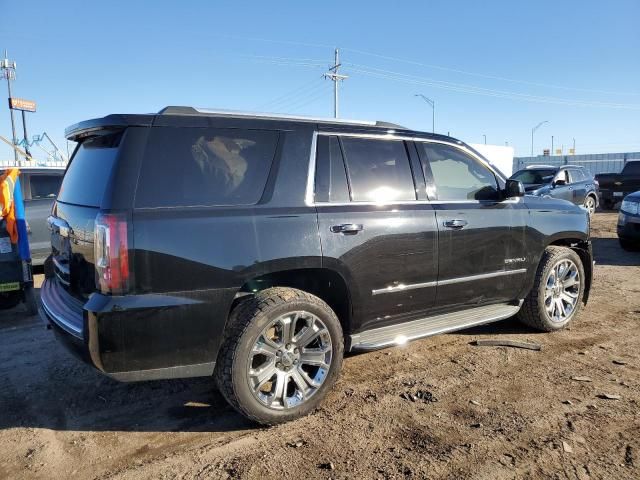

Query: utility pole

[1,50,18,163]
[573,138,576,154]
[551,135,554,155]
[531,120,549,156]
[414,94,435,133]
[324,48,348,118]
[483,134,487,144]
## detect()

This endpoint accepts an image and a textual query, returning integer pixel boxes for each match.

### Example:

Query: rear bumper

[599,189,630,204]
[39,277,226,382]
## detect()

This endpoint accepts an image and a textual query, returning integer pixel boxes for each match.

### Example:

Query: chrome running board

[349,302,522,351]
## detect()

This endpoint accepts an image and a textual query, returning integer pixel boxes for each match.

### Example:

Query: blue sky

[1,0,639,159]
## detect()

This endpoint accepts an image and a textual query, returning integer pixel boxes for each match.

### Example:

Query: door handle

[443,219,468,230]
[330,223,364,234]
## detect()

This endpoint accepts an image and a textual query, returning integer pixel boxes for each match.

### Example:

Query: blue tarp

[13,177,31,261]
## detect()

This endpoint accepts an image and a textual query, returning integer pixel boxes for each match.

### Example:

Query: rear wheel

[584,195,597,216]
[0,291,21,310]
[518,246,585,331]
[215,287,343,425]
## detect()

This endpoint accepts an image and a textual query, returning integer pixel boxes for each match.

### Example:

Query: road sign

[8,97,36,112]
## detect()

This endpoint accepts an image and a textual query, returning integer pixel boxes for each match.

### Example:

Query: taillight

[94,212,129,295]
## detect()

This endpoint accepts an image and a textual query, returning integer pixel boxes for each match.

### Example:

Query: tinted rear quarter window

[136,127,279,208]
[29,175,63,200]
[58,132,122,207]
[341,137,416,202]
[624,162,640,175]
[314,136,350,203]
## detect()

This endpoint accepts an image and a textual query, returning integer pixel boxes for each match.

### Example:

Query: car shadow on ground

[591,237,639,267]
[0,287,256,434]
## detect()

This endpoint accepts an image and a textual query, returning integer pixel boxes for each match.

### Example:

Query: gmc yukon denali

[40,107,593,424]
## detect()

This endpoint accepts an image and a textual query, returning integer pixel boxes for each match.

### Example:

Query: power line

[269,81,328,112]
[256,77,325,110]
[342,47,640,97]
[346,65,640,109]
[240,53,640,109]
[287,83,333,113]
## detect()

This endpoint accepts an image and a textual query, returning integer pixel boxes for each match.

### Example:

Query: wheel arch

[547,238,593,304]
[234,268,354,336]
[586,191,599,207]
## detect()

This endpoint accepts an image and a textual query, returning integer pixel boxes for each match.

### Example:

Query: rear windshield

[135,127,279,208]
[57,132,121,207]
[511,168,557,184]
[624,162,640,174]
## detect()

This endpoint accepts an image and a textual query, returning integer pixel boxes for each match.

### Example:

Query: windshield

[511,168,557,185]
[57,132,122,207]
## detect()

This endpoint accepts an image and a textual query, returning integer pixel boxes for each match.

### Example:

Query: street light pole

[483,134,487,144]
[531,120,549,156]
[414,94,435,133]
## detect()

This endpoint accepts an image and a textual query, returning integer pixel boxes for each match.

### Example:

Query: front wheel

[215,287,344,425]
[518,246,585,331]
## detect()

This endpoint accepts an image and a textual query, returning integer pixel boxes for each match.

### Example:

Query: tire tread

[518,246,582,332]
[214,287,342,425]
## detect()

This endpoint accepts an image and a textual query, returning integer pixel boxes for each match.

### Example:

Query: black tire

[23,285,38,316]
[0,291,21,310]
[619,238,640,252]
[518,246,585,332]
[215,287,344,425]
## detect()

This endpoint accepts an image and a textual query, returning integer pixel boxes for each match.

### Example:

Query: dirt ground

[0,211,638,480]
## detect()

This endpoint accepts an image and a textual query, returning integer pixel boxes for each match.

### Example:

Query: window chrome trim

[372,269,527,295]
[316,131,505,181]
[314,197,521,207]
[305,131,318,206]
[309,131,507,206]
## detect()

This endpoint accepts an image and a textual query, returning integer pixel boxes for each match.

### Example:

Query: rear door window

[314,136,350,203]
[136,127,279,208]
[57,132,122,207]
[340,137,416,202]
[568,169,585,183]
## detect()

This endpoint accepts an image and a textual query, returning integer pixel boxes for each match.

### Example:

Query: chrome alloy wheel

[248,311,333,410]
[544,259,581,322]
[584,196,596,215]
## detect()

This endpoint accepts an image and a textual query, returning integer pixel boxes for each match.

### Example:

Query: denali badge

[505,257,526,264]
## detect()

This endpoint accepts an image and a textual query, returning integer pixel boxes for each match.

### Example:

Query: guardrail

[0,159,67,168]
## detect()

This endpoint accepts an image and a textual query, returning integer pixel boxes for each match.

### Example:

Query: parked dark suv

[510,165,599,215]
[41,107,593,424]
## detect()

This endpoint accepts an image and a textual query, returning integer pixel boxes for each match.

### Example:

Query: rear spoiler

[65,114,154,142]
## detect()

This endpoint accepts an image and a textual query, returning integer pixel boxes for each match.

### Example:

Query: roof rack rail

[157,106,406,129]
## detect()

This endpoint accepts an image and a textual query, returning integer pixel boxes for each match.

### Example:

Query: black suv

[41,107,593,425]
[510,165,599,215]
